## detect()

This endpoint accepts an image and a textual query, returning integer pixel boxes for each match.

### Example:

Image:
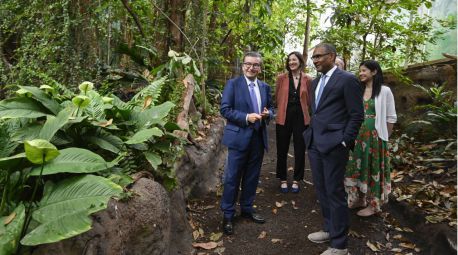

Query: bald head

[335,57,345,70]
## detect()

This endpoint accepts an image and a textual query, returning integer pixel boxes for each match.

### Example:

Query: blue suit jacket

[303,68,364,154]
[220,76,273,151]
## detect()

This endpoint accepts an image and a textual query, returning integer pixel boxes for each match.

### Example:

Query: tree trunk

[302,0,311,61]
[167,0,186,52]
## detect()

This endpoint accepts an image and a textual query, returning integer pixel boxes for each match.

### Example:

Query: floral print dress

[345,98,391,211]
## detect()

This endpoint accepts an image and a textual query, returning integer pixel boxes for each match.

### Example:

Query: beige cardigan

[375,85,397,141]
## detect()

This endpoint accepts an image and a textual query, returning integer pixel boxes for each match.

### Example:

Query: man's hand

[260,107,270,119]
[247,113,262,123]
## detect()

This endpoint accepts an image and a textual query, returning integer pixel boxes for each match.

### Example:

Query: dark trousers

[276,105,306,181]
[220,129,264,219]
[308,143,350,249]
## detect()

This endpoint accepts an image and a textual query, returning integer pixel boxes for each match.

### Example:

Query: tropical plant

[413,83,457,137]
[0,78,183,254]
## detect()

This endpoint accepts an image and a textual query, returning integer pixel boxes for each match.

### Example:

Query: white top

[315,65,338,100]
[374,85,397,141]
[244,76,261,113]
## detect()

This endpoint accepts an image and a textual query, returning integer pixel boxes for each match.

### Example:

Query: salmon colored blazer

[275,72,312,126]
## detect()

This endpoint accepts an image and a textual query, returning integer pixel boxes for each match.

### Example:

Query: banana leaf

[29,148,115,176]
[0,204,25,255]
[21,175,122,246]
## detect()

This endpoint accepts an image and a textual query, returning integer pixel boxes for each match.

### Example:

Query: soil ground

[188,123,424,255]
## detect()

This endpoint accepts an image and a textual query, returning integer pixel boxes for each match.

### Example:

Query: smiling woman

[275,51,312,193]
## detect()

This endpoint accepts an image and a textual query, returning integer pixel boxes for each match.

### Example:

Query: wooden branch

[442,53,457,60]
[120,0,146,38]
[220,28,232,46]
[175,74,196,138]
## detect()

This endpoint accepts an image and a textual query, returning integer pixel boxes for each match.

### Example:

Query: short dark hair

[315,43,337,60]
[243,51,263,64]
[360,60,383,98]
[285,51,305,72]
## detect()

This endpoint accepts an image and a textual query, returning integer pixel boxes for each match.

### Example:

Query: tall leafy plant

[0,79,183,254]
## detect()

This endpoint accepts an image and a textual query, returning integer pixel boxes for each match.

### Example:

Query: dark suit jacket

[220,76,273,151]
[303,68,364,154]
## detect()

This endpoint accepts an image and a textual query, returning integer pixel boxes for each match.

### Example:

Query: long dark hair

[360,60,383,98]
[285,51,305,73]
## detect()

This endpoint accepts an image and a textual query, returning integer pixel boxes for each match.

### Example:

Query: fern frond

[130,76,168,107]
[0,120,20,157]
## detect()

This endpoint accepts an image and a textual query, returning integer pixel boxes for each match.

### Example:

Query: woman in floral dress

[345,60,397,217]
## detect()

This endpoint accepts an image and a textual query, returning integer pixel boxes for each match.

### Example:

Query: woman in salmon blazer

[275,51,312,193]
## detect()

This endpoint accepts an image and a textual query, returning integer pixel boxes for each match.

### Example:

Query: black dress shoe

[222,218,233,235]
[240,212,266,224]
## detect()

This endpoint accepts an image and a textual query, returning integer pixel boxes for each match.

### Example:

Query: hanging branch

[220,28,232,46]
[120,0,146,38]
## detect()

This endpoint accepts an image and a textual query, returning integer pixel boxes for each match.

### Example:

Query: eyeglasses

[243,62,261,69]
[311,53,331,61]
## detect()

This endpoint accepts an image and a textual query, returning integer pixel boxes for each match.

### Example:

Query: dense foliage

[0,0,455,253]
[0,79,183,254]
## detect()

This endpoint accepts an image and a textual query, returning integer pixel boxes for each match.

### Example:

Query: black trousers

[275,104,306,181]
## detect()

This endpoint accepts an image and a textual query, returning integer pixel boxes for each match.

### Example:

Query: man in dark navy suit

[220,51,273,235]
[303,43,364,255]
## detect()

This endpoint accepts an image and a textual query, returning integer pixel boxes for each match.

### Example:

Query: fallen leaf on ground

[258,231,267,239]
[392,234,403,240]
[214,247,225,254]
[193,230,200,240]
[192,242,218,250]
[256,187,264,194]
[202,205,215,210]
[304,180,313,185]
[399,242,416,249]
[272,208,278,214]
[348,230,365,238]
[291,200,299,210]
[366,240,380,252]
[209,232,223,242]
[189,219,197,229]
[271,239,282,243]
[403,227,413,232]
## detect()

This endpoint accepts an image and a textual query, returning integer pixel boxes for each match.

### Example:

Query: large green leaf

[29,148,114,176]
[11,123,42,142]
[0,97,49,119]
[143,152,162,170]
[131,101,174,129]
[0,204,25,255]
[39,108,73,141]
[125,128,163,144]
[20,175,122,246]
[18,86,62,115]
[0,153,26,170]
[0,124,18,158]
[86,131,125,154]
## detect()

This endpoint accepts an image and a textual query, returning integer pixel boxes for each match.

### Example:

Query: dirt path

[188,123,420,255]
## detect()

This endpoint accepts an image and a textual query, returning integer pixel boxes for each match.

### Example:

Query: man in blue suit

[220,51,273,235]
[303,43,364,255]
